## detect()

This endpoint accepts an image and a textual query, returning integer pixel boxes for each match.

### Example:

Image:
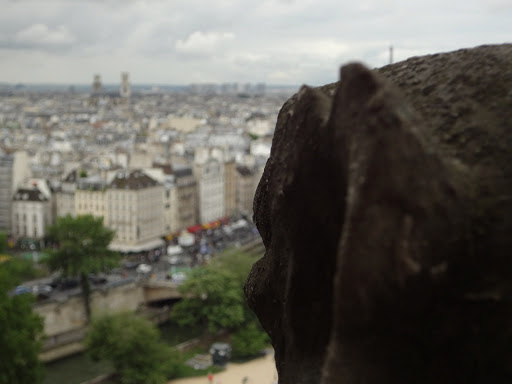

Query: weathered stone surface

[244,44,512,383]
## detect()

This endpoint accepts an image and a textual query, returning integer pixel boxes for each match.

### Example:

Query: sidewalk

[168,350,278,384]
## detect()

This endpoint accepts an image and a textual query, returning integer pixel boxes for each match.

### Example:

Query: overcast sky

[0,0,511,86]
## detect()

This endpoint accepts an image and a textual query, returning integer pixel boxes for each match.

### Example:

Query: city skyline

[0,0,511,86]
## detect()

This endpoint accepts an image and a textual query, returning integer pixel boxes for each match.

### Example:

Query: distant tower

[120,72,131,98]
[92,74,102,94]
[389,45,394,65]
[255,82,266,95]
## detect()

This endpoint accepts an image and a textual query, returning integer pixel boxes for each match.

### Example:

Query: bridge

[36,237,265,361]
[143,280,182,302]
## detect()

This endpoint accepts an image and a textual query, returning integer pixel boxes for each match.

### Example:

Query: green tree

[171,266,245,334]
[3,257,44,282]
[46,214,118,322]
[231,321,269,358]
[0,261,44,384]
[0,231,7,253]
[171,248,269,345]
[86,312,178,384]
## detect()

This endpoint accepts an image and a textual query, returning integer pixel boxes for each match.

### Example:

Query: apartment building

[56,169,78,217]
[11,187,53,240]
[107,170,164,252]
[144,164,180,236]
[173,164,197,230]
[236,165,258,216]
[224,160,237,217]
[75,176,107,219]
[0,150,30,232]
[194,159,225,224]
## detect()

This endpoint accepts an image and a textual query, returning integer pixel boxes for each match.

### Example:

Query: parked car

[122,260,141,269]
[13,285,31,296]
[31,284,53,299]
[89,273,108,285]
[50,276,79,290]
[209,343,232,366]
[171,271,187,284]
[136,263,152,274]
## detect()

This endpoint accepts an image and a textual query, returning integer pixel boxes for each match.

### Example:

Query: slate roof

[109,170,159,190]
[153,162,173,175]
[13,188,47,202]
[64,169,78,182]
[236,165,253,177]
[173,164,193,178]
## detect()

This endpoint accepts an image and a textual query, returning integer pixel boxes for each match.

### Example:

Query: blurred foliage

[86,312,179,384]
[45,214,119,321]
[1,257,45,287]
[231,321,269,359]
[0,266,44,384]
[171,265,245,333]
[173,347,223,379]
[45,214,118,277]
[0,231,7,253]
[172,248,269,355]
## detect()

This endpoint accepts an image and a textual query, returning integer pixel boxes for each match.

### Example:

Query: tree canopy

[0,231,7,253]
[46,214,118,276]
[231,321,269,359]
[0,260,44,384]
[46,214,118,321]
[171,266,246,333]
[172,248,269,356]
[86,312,178,384]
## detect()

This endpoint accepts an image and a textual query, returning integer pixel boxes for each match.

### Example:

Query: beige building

[129,150,154,170]
[194,159,225,224]
[143,165,180,236]
[75,177,107,219]
[107,170,164,252]
[56,169,78,218]
[0,150,30,231]
[11,186,53,240]
[166,184,179,234]
[236,165,258,216]
[224,160,237,218]
[173,164,197,230]
[166,116,203,133]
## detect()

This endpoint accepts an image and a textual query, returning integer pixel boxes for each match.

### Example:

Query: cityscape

[2,1,510,383]
[0,72,296,253]
[0,73,296,383]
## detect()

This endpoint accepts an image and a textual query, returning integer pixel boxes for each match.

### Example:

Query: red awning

[208,220,221,228]
[187,225,203,234]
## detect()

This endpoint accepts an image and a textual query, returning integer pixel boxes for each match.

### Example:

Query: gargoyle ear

[323,62,469,384]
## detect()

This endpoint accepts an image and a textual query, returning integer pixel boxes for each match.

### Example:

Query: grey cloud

[16,24,75,45]
[0,23,76,52]
[175,31,236,58]
[0,0,511,84]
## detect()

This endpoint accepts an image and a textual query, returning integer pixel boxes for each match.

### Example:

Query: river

[43,320,201,384]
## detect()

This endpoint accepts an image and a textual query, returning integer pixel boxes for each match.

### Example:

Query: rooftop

[109,170,159,190]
